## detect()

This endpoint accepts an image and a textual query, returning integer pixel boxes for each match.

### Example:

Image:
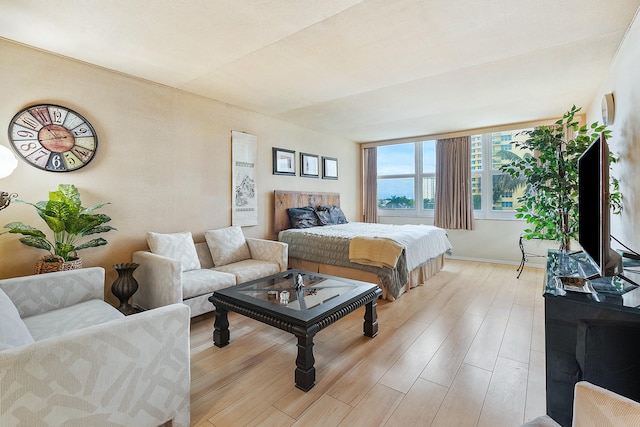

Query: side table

[516,234,547,278]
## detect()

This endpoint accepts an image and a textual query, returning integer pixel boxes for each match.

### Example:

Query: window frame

[366,118,559,221]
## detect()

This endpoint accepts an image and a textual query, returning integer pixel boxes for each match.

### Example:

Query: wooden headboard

[273,190,340,234]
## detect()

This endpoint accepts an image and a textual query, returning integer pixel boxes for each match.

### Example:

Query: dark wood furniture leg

[213,307,230,348]
[294,332,316,391]
[363,298,379,337]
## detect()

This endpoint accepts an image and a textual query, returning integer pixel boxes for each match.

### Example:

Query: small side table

[516,234,546,278]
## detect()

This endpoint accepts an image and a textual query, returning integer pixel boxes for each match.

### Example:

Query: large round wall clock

[8,104,98,172]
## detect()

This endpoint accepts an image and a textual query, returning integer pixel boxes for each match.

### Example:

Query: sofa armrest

[0,267,105,319]
[132,250,183,310]
[246,238,288,272]
[0,303,191,427]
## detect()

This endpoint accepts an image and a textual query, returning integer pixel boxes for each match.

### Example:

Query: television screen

[578,133,621,277]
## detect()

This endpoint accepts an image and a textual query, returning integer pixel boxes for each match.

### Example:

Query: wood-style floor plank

[189,260,547,427]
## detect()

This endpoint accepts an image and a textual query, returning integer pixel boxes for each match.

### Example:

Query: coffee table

[208,269,382,391]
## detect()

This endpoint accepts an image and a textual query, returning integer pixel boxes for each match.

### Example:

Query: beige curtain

[363,147,378,223]
[434,136,474,230]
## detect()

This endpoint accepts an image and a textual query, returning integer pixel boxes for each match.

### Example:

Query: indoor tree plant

[2,184,116,270]
[499,105,621,251]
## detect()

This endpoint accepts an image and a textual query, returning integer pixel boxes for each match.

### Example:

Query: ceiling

[1,0,639,142]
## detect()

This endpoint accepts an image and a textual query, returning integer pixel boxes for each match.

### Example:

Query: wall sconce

[0,145,18,211]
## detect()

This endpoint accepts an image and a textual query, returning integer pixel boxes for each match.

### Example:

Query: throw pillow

[318,205,348,224]
[205,226,251,267]
[0,288,35,350]
[287,206,320,228]
[147,231,201,272]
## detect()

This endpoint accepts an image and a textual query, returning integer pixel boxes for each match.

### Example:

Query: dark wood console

[544,250,640,426]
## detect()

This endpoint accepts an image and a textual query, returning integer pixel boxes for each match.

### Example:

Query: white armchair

[133,227,288,317]
[0,267,191,427]
[522,381,640,426]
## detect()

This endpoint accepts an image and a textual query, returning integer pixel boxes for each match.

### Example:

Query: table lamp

[0,145,18,210]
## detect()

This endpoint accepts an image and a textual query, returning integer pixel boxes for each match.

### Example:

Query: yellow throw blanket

[349,236,404,269]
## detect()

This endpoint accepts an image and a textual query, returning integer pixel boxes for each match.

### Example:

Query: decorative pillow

[147,231,201,272]
[318,205,348,224]
[314,208,332,225]
[205,226,251,267]
[0,288,35,350]
[287,206,320,229]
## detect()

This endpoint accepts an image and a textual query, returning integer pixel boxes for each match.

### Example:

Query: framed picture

[272,147,295,175]
[300,152,319,177]
[322,156,338,180]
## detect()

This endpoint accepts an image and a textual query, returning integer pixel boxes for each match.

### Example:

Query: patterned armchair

[0,267,191,427]
[133,226,288,317]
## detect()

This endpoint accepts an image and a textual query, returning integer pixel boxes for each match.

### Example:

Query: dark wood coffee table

[208,269,382,391]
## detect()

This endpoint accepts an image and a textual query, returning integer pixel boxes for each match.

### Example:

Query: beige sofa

[0,267,191,427]
[132,227,288,317]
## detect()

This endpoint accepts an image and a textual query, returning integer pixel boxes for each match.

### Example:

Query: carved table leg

[294,333,316,392]
[213,307,230,348]
[363,298,379,338]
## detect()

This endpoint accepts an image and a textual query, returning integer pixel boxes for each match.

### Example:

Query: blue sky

[377,142,435,199]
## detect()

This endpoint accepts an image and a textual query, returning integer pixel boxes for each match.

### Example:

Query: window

[377,141,435,216]
[472,128,532,219]
[375,127,532,220]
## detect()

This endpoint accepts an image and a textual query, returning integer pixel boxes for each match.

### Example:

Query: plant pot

[35,255,83,274]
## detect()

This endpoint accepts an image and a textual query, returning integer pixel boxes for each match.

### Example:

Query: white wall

[0,39,359,302]
[382,14,640,267]
[586,13,640,255]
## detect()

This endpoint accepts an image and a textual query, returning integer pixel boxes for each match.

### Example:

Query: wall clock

[7,104,98,172]
[601,93,615,126]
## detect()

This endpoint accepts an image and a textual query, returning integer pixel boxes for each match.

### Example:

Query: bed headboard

[273,190,340,234]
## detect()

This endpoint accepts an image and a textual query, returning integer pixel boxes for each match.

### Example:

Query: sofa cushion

[0,288,34,350]
[213,259,281,284]
[147,231,201,272]
[22,299,123,341]
[182,269,236,299]
[205,226,251,267]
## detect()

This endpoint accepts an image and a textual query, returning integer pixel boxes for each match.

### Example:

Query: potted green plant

[499,105,621,251]
[2,184,116,270]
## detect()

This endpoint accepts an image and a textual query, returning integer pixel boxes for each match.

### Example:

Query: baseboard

[445,254,545,269]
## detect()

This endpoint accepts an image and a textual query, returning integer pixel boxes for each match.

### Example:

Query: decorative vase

[111,263,140,315]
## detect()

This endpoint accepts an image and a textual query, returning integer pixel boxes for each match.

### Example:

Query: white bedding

[279,222,452,271]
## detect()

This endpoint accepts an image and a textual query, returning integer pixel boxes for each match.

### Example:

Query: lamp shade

[0,145,18,179]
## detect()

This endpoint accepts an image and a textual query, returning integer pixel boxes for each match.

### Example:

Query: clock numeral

[51,155,63,169]
[29,107,51,126]
[17,130,35,138]
[20,142,38,151]
[48,107,67,125]
[26,148,51,168]
[17,114,42,131]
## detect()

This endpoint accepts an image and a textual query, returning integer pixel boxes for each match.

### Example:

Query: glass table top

[212,269,379,320]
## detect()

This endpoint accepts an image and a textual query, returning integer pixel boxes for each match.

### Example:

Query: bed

[274,190,452,301]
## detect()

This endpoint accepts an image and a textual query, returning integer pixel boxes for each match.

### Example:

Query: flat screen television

[578,132,622,277]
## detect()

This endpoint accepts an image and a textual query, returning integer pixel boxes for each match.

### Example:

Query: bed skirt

[288,254,445,301]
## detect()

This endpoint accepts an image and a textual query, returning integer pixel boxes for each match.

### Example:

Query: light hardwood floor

[189,259,546,426]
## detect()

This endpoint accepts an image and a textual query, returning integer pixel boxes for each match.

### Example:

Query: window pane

[491,173,525,211]
[471,135,482,171]
[378,178,415,209]
[491,129,532,170]
[377,143,415,175]
[422,176,435,209]
[472,176,482,210]
[422,140,436,173]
